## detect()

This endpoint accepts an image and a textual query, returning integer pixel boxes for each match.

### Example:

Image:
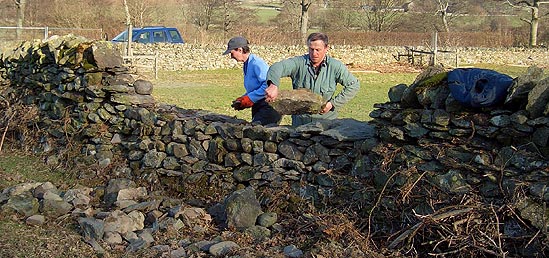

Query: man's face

[308,40,328,67]
[230,48,246,62]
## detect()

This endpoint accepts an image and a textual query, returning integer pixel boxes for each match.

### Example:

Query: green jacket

[267,54,360,126]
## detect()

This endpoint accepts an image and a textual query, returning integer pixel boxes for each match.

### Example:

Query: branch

[507,0,534,10]
[388,207,474,249]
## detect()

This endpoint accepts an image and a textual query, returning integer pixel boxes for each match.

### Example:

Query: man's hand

[265,83,279,102]
[320,102,333,114]
[232,95,253,110]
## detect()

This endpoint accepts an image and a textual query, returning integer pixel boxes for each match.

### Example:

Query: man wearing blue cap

[223,36,282,126]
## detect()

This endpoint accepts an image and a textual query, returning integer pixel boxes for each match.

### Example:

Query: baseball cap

[222,36,248,55]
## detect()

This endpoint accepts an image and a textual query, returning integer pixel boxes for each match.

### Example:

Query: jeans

[251,99,282,126]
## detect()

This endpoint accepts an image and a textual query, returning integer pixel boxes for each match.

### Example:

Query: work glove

[231,95,253,110]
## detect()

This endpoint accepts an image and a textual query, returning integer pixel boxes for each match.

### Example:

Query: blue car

[111,26,184,44]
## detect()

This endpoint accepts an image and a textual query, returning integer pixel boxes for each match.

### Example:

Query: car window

[169,30,183,43]
[136,32,150,43]
[112,31,128,42]
[153,31,167,43]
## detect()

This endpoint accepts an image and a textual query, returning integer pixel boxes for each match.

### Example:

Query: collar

[306,55,328,68]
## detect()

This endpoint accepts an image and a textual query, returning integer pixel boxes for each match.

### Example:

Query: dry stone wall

[0,35,376,201]
[1,35,549,256]
[128,43,549,71]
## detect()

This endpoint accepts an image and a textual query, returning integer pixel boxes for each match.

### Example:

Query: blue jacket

[243,54,269,103]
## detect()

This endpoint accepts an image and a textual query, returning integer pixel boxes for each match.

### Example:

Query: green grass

[0,152,77,190]
[151,69,419,125]
[255,9,279,24]
[150,64,537,126]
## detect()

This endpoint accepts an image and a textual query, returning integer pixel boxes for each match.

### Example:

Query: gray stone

[104,178,137,207]
[33,182,58,199]
[388,84,408,102]
[2,192,40,217]
[133,79,153,95]
[283,244,304,258]
[26,214,45,225]
[103,210,145,234]
[103,231,123,245]
[78,217,105,241]
[40,192,73,218]
[278,140,304,161]
[244,225,271,240]
[209,241,240,257]
[224,187,262,230]
[505,65,544,107]
[142,150,167,168]
[526,77,549,118]
[91,41,124,69]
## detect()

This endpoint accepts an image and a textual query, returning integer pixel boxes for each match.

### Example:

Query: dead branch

[388,207,474,249]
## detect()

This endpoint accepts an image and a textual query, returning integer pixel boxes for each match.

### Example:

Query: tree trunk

[507,0,549,47]
[123,0,133,56]
[15,0,27,40]
[300,0,311,43]
[529,3,539,46]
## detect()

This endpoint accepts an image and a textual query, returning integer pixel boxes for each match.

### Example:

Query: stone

[26,214,46,225]
[271,89,324,115]
[526,77,549,118]
[133,79,153,95]
[224,187,262,230]
[209,241,239,257]
[90,41,124,69]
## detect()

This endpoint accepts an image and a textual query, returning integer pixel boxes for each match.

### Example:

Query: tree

[127,0,151,28]
[506,0,549,47]
[361,0,407,32]
[281,0,314,42]
[123,0,132,56]
[183,0,222,31]
[436,0,451,32]
[15,0,27,40]
[299,0,313,42]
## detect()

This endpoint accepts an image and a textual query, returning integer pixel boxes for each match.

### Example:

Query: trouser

[251,99,282,126]
[291,110,338,127]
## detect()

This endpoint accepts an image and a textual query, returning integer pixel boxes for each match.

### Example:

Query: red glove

[233,95,253,110]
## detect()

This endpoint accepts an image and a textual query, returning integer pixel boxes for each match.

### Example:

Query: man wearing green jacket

[265,32,360,127]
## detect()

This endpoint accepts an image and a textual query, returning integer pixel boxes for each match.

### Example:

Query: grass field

[151,69,419,125]
[150,64,534,126]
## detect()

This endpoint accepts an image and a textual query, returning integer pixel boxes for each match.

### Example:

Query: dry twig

[388,207,474,249]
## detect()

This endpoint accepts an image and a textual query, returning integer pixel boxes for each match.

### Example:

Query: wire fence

[0,26,104,41]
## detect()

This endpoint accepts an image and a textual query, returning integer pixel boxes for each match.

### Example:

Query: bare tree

[219,0,253,35]
[127,0,151,28]
[362,0,407,32]
[183,0,222,31]
[15,0,27,40]
[436,0,450,32]
[123,0,132,56]
[281,0,314,42]
[507,0,549,46]
[299,0,313,42]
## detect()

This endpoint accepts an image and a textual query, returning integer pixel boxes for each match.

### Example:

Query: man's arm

[330,62,360,109]
[265,57,302,102]
[245,59,269,102]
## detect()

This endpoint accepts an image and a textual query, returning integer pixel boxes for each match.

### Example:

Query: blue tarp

[447,68,513,108]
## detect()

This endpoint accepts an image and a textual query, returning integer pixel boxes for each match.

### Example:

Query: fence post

[432,31,438,66]
[455,49,459,68]
[44,26,49,40]
[154,53,158,80]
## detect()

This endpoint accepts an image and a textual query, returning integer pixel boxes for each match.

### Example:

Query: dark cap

[222,36,248,55]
